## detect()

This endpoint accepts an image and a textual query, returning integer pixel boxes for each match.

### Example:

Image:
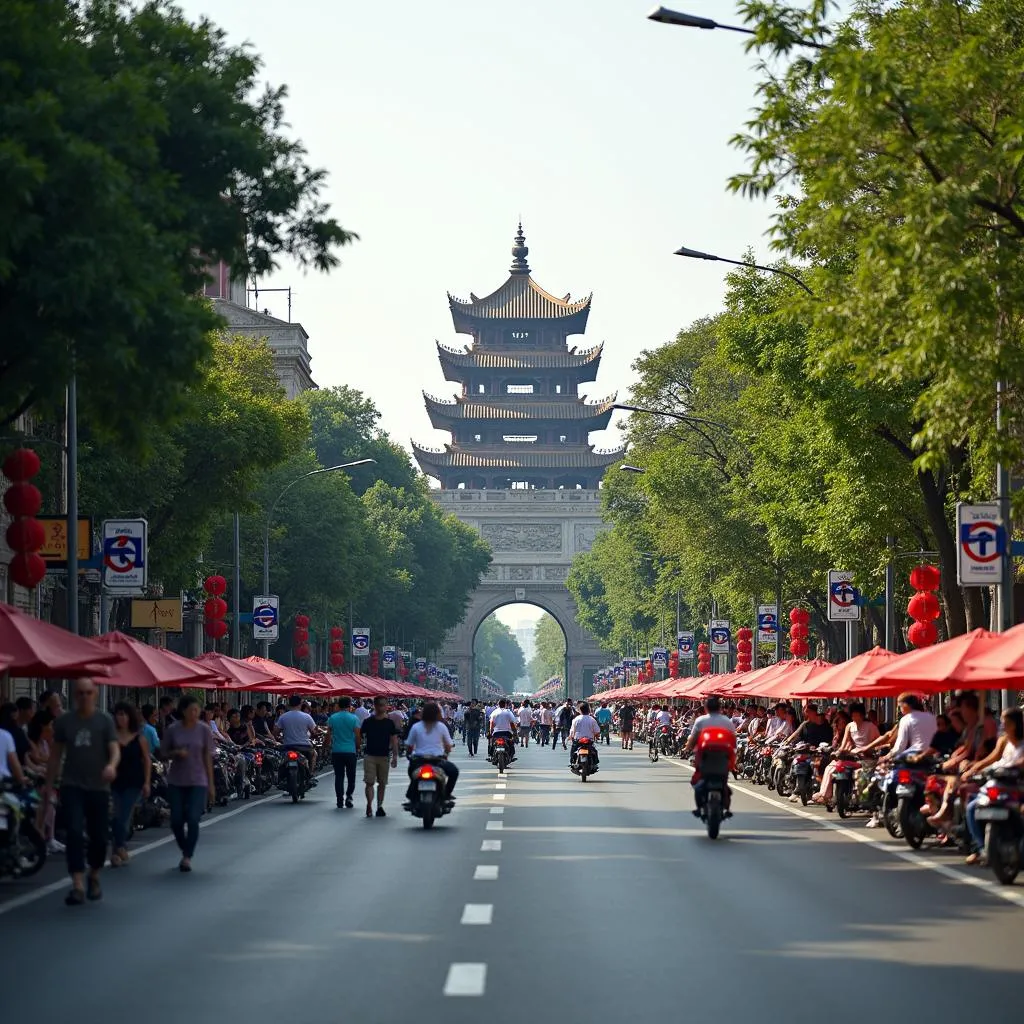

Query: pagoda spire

[510,220,529,275]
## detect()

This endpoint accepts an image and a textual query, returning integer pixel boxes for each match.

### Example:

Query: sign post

[252,596,280,643]
[826,570,860,622]
[352,628,370,658]
[101,519,148,593]
[709,620,731,671]
[757,604,778,667]
[956,502,1005,586]
[382,645,397,676]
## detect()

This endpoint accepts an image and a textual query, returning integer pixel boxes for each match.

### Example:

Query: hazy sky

[178,0,774,459]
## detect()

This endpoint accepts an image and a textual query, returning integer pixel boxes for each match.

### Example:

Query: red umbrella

[857,628,1006,696]
[95,632,227,688]
[241,656,318,692]
[0,602,123,678]
[737,659,835,699]
[790,646,901,698]
[194,652,282,690]
[961,621,1024,678]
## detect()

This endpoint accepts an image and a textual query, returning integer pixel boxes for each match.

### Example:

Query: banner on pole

[351,627,370,656]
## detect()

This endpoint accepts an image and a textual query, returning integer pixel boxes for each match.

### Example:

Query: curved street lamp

[647,6,828,50]
[674,246,815,296]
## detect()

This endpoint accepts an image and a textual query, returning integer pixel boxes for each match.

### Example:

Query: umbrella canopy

[961,621,1024,678]
[0,603,123,678]
[241,656,318,692]
[194,652,282,690]
[859,628,1007,696]
[95,632,227,689]
[741,659,835,699]
[790,646,901,698]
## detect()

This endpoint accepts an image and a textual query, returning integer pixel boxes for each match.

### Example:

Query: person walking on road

[110,702,151,867]
[160,695,215,873]
[326,697,361,809]
[517,701,535,749]
[553,701,573,751]
[40,679,119,906]
[360,696,399,817]
[464,700,484,757]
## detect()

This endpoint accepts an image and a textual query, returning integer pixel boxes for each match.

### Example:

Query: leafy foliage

[527,614,566,687]
[474,617,526,692]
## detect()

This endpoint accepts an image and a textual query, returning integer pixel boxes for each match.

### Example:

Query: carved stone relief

[508,566,533,581]
[574,523,600,552]
[480,523,562,552]
[544,566,569,581]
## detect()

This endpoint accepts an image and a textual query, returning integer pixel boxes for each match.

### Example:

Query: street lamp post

[647,6,828,50]
[674,246,815,296]
[261,459,375,658]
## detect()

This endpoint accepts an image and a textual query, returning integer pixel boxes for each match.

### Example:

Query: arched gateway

[414,227,618,698]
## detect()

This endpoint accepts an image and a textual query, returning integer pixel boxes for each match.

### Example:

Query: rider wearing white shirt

[488,700,518,762]
[655,708,672,728]
[404,702,459,800]
[569,703,601,769]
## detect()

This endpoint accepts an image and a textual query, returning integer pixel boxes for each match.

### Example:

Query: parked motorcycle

[407,758,453,829]
[0,783,46,879]
[975,767,1023,885]
[829,752,867,818]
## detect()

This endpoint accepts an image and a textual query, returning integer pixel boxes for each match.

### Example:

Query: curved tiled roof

[411,443,626,470]
[436,342,603,372]
[423,392,617,422]
[448,274,592,323]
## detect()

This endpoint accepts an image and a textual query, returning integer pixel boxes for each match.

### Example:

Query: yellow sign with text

[38,516,92,562]
[130,599,183,633]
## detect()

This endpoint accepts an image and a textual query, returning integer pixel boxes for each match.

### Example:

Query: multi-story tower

[413,225,624,489]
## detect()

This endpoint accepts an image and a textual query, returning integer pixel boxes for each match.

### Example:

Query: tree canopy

[0,0,354,438]
[527,614,566,688]
[474,617,526,692]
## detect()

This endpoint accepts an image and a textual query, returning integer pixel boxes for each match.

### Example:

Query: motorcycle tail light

[418,767,435,780]
[984,784,1007,801]
[925,776,944,794]
[254,753,263,765]
[661,727,669,734]
[495,739,506,746]
[896,769,912,785]
[287,751,300,761]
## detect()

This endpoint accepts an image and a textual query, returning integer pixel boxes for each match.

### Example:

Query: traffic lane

[0,755,495,1024]
[443,747,1024,1024]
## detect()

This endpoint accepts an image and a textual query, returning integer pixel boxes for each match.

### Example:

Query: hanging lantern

[790,607,811,626]
[9,552,46,589]
[2,448,42,483]
[329,640,343,654]
[3,481,42,517]
[789,638,810,658]
[295,613,310,628]
[329,652,344,668]
[295,643,310,660]
[293,626,309,645]
[790,621,808,640]
[6,517,45,553]
[329,626,343,640]
[909,564,941,593]
[204,619,229,639]
[907,591,941,622]
[908,620,938,648]
[203,597,228,620]
[202,577,228,645]
[906,565,940,648]
[203,574,227,597]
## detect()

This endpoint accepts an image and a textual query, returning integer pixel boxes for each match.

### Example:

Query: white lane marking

[485,820,503,831]
[473,865,499,880]
[481,840,502,851]
[664,757,1024,911]
[461,903,493,925]
[0,770,336,918]
[495,783,507,789]
[492,793,506,801]
[490,808,504,815]
[443,963,487,997]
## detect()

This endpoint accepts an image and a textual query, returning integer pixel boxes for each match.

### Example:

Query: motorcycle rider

[275,695,318,783]
[683,697,737,817]
[405,701,459,803]
[569,702,601,771]
[488,699,518,763]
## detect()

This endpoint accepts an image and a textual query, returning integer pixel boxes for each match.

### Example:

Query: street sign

[416,657,427,672]
[677,631,695,659]
[382,646,396,668]
[957,502,1005,586]
[101,519,147,591]
[37,515,92,563]
[428,663,437,677]
[352,627,370,656]
[652,647,668,666]
[252,595,279,641]
[827,569,861,622]
[757,605,779,643]
[709,620,731,655]
[400,650,412,663]
[130,599,183,633]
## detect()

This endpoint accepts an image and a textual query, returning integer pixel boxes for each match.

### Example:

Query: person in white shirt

[889,694,938,759]
[488,700,519,762]
[0,726,27,785]
[353,702,371,726]
[763,704,792,743]
[276,696,319,774]
[538,703,553,746]
[517,701,535,748]
[655,706,673,728]
[569,702,601,770]
[404,702,459,800]
[453,703,466,742]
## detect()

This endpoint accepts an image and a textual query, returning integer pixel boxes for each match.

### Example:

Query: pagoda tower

[413,225,624,489]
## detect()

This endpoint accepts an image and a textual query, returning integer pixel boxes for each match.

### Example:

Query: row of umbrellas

[0,604,452,700]
[596,626,1024,704]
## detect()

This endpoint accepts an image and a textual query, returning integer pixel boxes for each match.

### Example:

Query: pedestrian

[464,700,484,757]
[39,679,119,906]
[160,695,215,873]
[326,697,361,809]
[110,702,151,867]
[38,689,63,718]
[156,695,177,738]
[360,695,399,817]
[139,703,161,755]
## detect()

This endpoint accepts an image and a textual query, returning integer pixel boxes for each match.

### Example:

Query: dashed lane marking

[485,820,503,831]
[461,903,493,925]
[481,840,502,852]
[473,865,499,880]
[490,808,504,815]
[492,793,506,801]
[443,963,487,997]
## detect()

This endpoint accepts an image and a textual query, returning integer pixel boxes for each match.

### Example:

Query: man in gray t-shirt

[43,681,119,906]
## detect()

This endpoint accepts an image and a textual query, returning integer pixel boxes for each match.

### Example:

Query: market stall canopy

[0,603,123,678]
[960,621,1024,678]
[241,656,318,692]
[96,632,227,689]
[194,652,282,690]
[791,647,900,698]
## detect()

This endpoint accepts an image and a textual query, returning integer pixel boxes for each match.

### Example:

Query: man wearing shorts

[359,696,399,818]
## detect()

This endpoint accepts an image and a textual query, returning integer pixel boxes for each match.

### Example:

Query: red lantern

[293,627,309,644]
[6,517,45,553]
[697,642,709,654]
[790,622,808,640]
[295,643,310,660]
[329,626,343,640]
[329,640,343,654]
[9,552,46,589]
[203,597,228,620]
[789,638,809,658]
[204,619,228,639]
[790,607,810,626]
[909,564,940,592]
[3,482,42,517]
[2,448,41,483]
[736,638,753,655]
[736,626,753,641]
[908,620,938,648]
[204,575,227,596]
[295,613,310,628]
[907,591,940,622]
[329,653,344,668]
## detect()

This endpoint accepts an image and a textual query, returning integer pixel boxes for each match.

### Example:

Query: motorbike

[278,749,312,803]
[829,752,867,817]
[788,743,818,805]
[694,745,733,840]
[771,745,795,796]
[648,728,660,763]
[492,736,511,774]
[894,758,944,848]
[658,726,673,757]
[974,767,1023,885]
[0,782,46,879]
[571,738,597,782]
[407,758,453,829]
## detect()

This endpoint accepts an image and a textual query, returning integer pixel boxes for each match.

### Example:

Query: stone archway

[430,489,613,698]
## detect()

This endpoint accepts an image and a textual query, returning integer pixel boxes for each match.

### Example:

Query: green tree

[474,617,526,692]
[0,0,355,437]
[528,614,566,687]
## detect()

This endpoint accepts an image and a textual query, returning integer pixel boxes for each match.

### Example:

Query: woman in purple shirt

[160,695,215,872]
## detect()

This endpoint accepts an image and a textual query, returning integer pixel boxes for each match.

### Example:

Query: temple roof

[423,392,617,425]
[436,341,603,375]
[447,225,591,330]
[412,443,626,471]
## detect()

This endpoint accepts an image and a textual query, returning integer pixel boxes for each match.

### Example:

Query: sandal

[65,887,85,906]
[109,853,122,867]
[86,877,102,901]
[965,852,982,866]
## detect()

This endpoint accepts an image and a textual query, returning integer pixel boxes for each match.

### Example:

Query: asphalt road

[1,742,1023,1024]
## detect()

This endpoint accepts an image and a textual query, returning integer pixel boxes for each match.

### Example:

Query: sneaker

[47,838,66,855]
[865,816,880,828]
[789,794,800,803]
[345,797,354,809]
[375,807,386,817]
